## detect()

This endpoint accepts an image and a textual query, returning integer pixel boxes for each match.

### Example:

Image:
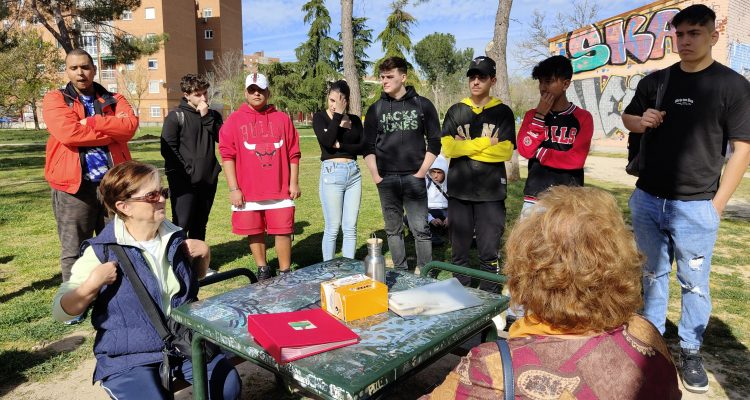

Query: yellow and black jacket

[441,97,515,202]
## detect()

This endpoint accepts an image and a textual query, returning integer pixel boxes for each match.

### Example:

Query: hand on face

[536,92,555,116]
[196,100,209,116]
[333,92,347,114]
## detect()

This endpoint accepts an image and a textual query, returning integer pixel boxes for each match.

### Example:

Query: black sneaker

[679,348,709,394]
[257,266,273,281]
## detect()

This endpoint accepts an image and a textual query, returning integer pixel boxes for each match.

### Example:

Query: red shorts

[231,207,295,236]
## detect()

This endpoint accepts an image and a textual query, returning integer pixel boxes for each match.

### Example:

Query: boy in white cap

[218,73,302,280]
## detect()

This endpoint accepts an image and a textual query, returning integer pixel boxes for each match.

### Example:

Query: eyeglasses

[126,187,169,203]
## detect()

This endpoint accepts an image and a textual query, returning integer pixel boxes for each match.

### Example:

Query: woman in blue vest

[52,161,240,399]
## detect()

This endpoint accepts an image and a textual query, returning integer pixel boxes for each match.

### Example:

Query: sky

[242,0,648,76]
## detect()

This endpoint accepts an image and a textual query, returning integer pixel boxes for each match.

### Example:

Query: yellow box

[320,274,388,322]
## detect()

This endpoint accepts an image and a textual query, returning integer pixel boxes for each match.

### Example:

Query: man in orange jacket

[43,49,138,309]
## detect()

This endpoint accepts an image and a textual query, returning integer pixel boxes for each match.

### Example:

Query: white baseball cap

[245,73,269,90]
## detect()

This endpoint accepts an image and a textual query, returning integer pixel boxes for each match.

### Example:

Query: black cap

[467,56,496,77]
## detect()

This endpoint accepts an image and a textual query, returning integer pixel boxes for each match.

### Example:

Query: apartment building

[28,0,242,125]
[244,51,281,72]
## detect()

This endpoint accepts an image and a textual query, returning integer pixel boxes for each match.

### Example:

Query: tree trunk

[489,0,520,181]
[31,99,40,130]
[341,0,362,116]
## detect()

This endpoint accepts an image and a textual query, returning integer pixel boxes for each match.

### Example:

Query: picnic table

[172,258,509,399]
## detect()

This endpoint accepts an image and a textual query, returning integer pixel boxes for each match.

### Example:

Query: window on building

[125,62,135,71]
[203,8,213,17]
[148,59,158,69]
[204,29,214,39]
[205,50,214,61]
[126,82,136,93]
[145,7,156,20]
[122,10,133,20]
[149,80,160,93]
[146,33,157,40]
[107,84,118,93]
[150,105,161,118]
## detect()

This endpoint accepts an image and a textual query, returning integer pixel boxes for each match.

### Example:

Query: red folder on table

[247,308,360,363]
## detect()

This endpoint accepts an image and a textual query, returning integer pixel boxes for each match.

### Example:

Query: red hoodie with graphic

[219,103,301,201]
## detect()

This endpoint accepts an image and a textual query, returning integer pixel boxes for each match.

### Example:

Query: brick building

[548,0,750,142]
[243,51,280,72]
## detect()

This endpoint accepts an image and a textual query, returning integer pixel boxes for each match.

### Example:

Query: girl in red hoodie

[219,73,301,280]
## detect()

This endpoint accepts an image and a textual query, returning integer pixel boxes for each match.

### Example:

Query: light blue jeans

[629,188,719,351]
[319,160,362,260]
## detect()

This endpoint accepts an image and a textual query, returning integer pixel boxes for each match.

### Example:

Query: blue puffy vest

[82,222,198,382]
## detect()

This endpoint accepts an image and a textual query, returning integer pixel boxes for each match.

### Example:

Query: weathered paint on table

[172,258,507,400]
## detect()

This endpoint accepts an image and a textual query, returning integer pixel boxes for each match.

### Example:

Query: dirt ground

[4,154,747,400]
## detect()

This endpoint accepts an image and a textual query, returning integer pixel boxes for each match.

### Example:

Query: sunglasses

[126,187,170,203]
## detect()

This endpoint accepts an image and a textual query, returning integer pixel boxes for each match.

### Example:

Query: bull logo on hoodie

[244,140,284,168]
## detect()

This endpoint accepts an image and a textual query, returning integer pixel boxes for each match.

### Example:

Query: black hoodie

[363,86,442,175]
[160,98,223,185]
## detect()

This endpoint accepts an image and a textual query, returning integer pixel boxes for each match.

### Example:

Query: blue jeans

[319,160,362,260]
[376,174,432,269]
[100,354,240,400]
[629,188,719,351]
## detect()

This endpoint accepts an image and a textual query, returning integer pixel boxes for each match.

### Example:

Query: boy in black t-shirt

[622,5,750,394]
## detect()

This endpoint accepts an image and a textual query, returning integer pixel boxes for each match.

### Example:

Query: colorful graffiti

[556,7,680,73]
[566,74,644,139]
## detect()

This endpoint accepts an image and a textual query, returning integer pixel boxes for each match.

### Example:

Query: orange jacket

[43,83,138,193]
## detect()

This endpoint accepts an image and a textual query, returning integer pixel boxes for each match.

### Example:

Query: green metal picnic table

[172,258,509,400]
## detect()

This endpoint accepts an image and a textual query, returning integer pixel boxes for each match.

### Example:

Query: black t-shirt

[624,62,750,200]
[312,111,364,161]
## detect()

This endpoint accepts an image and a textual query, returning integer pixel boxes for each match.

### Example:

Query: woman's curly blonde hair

[505,186,643,332]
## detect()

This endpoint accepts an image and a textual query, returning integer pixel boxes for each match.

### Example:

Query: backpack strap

[496,338,514,400]
[176,110,184,129]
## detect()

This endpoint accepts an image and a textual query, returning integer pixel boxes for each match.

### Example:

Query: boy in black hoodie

[363,57,442,271]
[160,74,223,244]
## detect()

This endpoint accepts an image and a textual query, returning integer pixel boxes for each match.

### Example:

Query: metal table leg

[191,333,208,400]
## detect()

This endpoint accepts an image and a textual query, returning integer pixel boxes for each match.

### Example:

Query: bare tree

[340,0,362,116]
[515,0,599,70]
[117,63,150,116]
[209,50,247,113]
[486,0,519,181]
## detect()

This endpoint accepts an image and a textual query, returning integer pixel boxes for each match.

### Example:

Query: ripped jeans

[629,188,719,350]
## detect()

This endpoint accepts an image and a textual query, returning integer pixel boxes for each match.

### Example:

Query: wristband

[229,187,240,192]
[534,112,546,119]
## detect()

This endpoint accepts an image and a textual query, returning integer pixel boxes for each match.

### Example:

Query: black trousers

[166,175,217,241]
[448,197,505,293]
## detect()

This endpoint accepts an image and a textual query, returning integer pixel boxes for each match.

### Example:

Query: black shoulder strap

[111,244,173,343]
[496,338,514,400]
[176,110,184,129]
[654,67,671,110]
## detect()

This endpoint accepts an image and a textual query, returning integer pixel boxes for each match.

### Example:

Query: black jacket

[363,86,442,175]
[160,99,222,185]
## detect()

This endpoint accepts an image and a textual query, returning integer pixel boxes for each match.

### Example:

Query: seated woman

[52,161,240,400]
[424,186,681,399]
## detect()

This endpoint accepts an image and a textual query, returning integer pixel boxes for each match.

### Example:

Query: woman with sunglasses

[51,161,240,399]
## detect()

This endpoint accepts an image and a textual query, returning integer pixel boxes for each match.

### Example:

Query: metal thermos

[364,234,386,283]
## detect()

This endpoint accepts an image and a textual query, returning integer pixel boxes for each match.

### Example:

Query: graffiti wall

[548,0,750,140]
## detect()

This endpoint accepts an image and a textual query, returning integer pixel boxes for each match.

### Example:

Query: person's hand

[490,137,499,145]
[183,239,210,261]
[289,182,301,199]
[333,140,341,149]
[640,108,666,131]
[85,262,118,289]
[196,100,209,117]
[374,174,383,184]
[454,134,465,141]
[430,219,443,228]
[712,198,725,217]
[230,189,244,208]
[333,92,347,114]
[79,118,87,126]
[413,172,425,179]
[536,93,555,116]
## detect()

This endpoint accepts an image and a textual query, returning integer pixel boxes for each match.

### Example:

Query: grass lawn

[0,128,748,397]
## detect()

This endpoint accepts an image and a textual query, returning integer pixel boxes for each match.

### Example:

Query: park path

[4,153,745,399]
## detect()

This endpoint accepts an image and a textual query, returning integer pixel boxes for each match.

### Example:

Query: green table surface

[172,258,507,400]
